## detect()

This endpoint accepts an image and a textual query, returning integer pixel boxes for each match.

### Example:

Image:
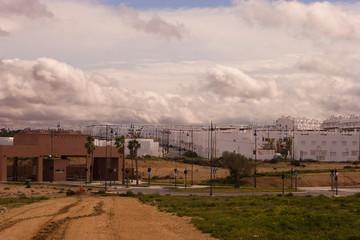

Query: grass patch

[137,194,360,240]
[0,196,49,209]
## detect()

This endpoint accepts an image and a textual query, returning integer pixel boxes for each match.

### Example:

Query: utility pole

[191,128,194,186]
[105,125,108,189]
[254,129,257,188]
[210,122,215,196]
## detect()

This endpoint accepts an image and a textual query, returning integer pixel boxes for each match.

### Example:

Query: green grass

[137,193,360,240]
[0,196,49,209]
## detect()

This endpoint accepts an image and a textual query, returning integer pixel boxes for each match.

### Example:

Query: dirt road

[0,196,216,240]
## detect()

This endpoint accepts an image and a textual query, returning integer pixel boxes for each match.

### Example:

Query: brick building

[0,133,122,182]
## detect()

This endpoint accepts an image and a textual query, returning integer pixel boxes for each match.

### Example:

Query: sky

[1,0,360,128]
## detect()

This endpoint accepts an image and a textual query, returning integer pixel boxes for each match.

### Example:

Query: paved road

[31,181,360,197]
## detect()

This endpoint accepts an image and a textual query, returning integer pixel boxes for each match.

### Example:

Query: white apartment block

[275,116,321,130]
[163,127,360,162]
[81,115,360,162]
[294,131,360,162]
[95,138,163,157]
[321,115,360,131]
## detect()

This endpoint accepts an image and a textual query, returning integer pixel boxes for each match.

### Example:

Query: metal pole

[335,168,338,196]
[290,168,293,191]
[210,122,213,196]
[282,173,285,195]
[174,168,177,188]
[191,129,194,186]
[254,130,257,188]
[105,126,108,189]
[184,169,187,189]
[110,129,112,187]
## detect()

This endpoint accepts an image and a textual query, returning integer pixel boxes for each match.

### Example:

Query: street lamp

[174,168,178,188]
[148,166,151,186]
[184,169,188,188]
[254,129,257,188]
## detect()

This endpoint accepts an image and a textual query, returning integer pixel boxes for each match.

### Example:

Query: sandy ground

[0,192,216,240]
[131,158,229,181]
[131,158,360,186]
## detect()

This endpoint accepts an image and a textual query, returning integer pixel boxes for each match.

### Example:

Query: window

[301,141,306,146]
[342,152,349,157]
[310,150,316,156]
[353,141,358,146]
[322,141,327,146]
[55,169,64,173]
[342,141,347,146]
[351,151,359,156]
[332,141,337,146]
[320,150,327,156]
[330,152,337,157]
[311,141,316,146]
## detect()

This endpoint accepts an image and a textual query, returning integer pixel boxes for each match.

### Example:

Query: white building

[0,137,13,145]
[275,116,321,130]
[321,115,360,131]
[80,115,360,162]
[165,127,360,162]
[294,131,360,162]
[94,138,163,157]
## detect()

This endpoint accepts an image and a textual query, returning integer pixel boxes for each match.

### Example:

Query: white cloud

[118,4,186,41]
[199,65,278,100]
[0,0,53,18]
[234,0,360,41]
[1,0,360,128]
[0,27,8,36]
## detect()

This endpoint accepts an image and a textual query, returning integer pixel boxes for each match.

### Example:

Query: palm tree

[115,136,125,186]
[127,139,141,186]
[84,135,95,182]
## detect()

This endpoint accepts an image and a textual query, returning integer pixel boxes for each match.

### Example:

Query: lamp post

[209,122,215,196]
[191,130,194,186]
[282,172,285,195]
[174,168,178,188]
[254,129,257,188]
[109,128,113,186]
[184,169,188,188]
[125,169,129,188]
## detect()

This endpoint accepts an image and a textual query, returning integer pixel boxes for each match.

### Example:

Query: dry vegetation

[130,158,360,187]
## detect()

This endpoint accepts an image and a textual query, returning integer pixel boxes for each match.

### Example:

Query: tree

[127,139,141,186]
[220,151,253,188]
[84,135,95,182]
[184,150,197,158]
[115,136,126,185]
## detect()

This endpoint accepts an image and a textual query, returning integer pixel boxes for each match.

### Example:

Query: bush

[66,189,76,196]
[126,190,135,197]
[269,159,280,164]
[184,150,198,158]
[290,161,301,166]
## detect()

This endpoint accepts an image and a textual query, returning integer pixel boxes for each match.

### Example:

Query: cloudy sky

[1,0,360,128]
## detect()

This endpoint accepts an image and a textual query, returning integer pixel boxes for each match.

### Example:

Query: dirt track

[0,195,216,240]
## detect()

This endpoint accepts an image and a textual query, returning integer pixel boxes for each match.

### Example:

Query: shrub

[290,161,301,166]
[126,190,135,197]
[66,189,76,196]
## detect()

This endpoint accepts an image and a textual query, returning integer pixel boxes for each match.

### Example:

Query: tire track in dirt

[0,202,62,223]
[31,200,105,240]
[0,198,80,233]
